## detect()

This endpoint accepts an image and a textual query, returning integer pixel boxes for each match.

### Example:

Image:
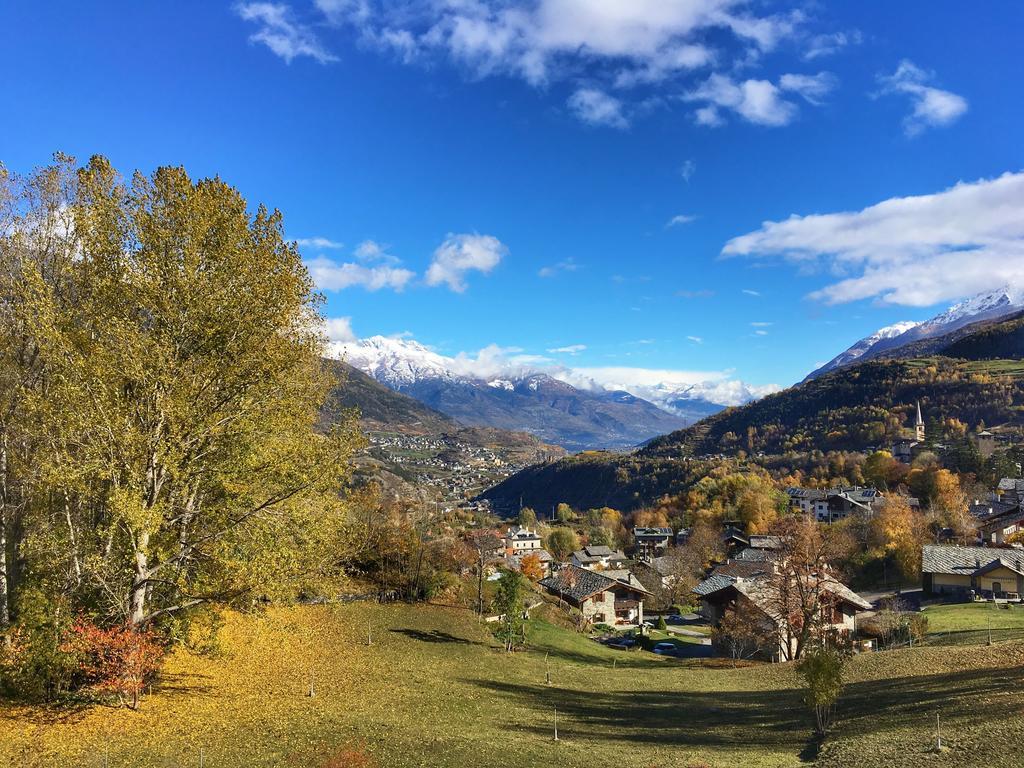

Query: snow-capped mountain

[909,285,1024,339]
[329,336,768,450]
[331,335,456,388]
[808,285,1024,380]
[808,321,921,379]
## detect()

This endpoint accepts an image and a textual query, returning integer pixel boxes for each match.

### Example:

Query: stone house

[693,559,871,660]
[538,564,651,627]
[571,545,629,570]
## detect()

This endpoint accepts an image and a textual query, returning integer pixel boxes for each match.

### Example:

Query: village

[459,405,1024,666]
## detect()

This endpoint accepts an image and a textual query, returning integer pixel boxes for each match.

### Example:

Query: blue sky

[2,1,1023,393]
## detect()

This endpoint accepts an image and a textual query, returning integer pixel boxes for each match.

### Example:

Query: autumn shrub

[0,623,79,701]
[322,743,377,768]
[61,619,165,709]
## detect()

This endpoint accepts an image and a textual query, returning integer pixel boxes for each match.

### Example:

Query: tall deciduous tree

[0,155,360,635]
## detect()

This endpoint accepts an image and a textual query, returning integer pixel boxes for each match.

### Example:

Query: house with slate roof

[785,486,888,523]
[538,564,651,627]
[570,545,629,570]
[633,526,673,561]
[922,544,1024,599]
[504,526,542,554]
[693,552,871,660]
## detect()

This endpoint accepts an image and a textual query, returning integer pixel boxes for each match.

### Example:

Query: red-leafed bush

[321,743,377,768]
[61,620,165,709]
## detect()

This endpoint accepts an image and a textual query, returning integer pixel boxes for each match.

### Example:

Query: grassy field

[2,602,1024,768]
[922,601,1024,645]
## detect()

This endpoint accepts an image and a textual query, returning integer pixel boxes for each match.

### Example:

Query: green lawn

[922,601,1024,645]
[3,602,1024,768]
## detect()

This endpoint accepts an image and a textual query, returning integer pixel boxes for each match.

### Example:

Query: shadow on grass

[389,628,482,645]
[152,671,217,698]
[467,662,1024,754]
[0,698,93,726]
[527,641,666,670]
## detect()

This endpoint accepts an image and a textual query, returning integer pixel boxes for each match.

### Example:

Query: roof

[787,487,827,500]
[693,571,871,612]
[998,478,1024,492]
[733,547,773,562]
[921,544,1024,576]
[975,558,1024,577]
[970,499,1020,519]
[601,569,653,595]
[572,546,627,563]
[692,573,736,597]
[713,560,771,579]
[506,526,541,540]
[722,526,749,544]
[514,548,554,563]
[748,535,783,550]
[538,564,649,602]
[634,526,673,537]
[979,510,1024,533]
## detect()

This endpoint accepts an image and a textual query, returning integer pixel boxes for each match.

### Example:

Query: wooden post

[199,746,205,768]
[367,619,372,646]
[553,706,559,741]
[935,712,942,750]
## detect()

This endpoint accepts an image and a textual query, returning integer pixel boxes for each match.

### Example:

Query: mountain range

[331,336,697,451]
[809,285,1024,379]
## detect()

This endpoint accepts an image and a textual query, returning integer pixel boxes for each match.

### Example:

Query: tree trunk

[129,530,151,627]
[0,431,9,636]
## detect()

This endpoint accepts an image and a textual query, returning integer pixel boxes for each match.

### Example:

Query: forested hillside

[485,355,1024,512]
[645,357,1024,458]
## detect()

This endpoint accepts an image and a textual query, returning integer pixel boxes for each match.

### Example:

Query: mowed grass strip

[1,603,1023,767]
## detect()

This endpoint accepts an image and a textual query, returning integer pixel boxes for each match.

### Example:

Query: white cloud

[288,1,807,126]
[548,344,587,355]
[236,2,337,64]
[750,321,772,327]
[557,365,778,408]
[296,236,344,250]
[722,171,1024,306]
[425,233,507,292]
[667,213,698,228]
[686,70,836,126]
[567,88,628,129]
[680,159,696,182]
[877,60,967,136]
[315,0,370,26]
[779,71,837,106]
[538,258,578,277]
[323,316,357,343]
[306,256,415,292]
[753,329,768,336]
[687,335,704,344]
[354,239,401,264]
[803,30,860,61]
[742,289,761,296]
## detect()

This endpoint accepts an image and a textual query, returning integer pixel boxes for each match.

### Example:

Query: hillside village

[3,4,1023,764]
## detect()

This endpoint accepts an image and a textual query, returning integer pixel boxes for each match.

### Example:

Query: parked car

[652,642,679,656]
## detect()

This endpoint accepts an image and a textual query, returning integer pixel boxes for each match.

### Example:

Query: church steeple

[915,400,925,443]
